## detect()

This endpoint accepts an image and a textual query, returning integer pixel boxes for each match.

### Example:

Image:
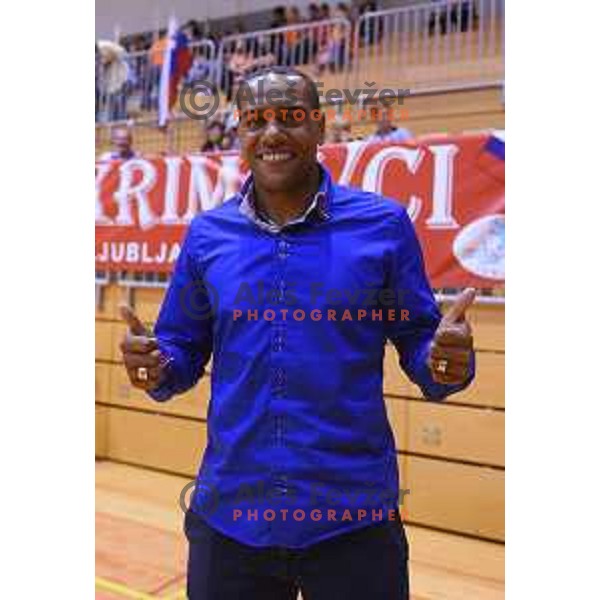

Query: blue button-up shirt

[150,166,474,549]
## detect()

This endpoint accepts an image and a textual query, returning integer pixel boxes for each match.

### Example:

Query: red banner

[96,132,504,287]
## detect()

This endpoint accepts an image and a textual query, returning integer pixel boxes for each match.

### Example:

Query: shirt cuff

[146,344,178,402]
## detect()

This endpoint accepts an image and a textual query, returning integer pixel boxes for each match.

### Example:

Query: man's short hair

[235,66,321,112]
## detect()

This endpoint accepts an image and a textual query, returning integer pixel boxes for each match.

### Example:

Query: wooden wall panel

[106,407,207,477]
[460,304,505,352]
[111,323,128,363]
[407,401,504,467]
[130,287,165,325]
[404,456,504,541]
[108,364,210,420]
[384,346,504,408]
[96,405,109,458]
[96,321,114,362]
[95,284,119,321]
[453,352,504,408]
[96,363,110,405]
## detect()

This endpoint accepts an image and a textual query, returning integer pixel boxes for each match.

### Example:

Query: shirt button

[273,473,288,494]
[277,282,286,303]
[278,241,289,259]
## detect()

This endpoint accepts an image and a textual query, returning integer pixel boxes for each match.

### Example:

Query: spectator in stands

[358,0,380,45]
[95,44,101,121]
[328,118,353,143]
[220,134,233,151]
[314,3,348,74]
[332,3,350,67]
[186,44,218,87]
[201,120,226,152]
[184,20,203,43]
[270,5,287,28]
[226,40,256,101]
[229,125,241,150]
[308,3,321,21]
[336,3,350,19]
[123,35,148,116]
[220,129,241,152]
[368,107,412,143]
[283,6,305,65]
[269,6,287,63]
[429,1,478,36]
[221,104,238,132]
[456,1,479,31]
[143,30,167,111]
[96,39,131,121]
[98,127,139,161]
[251,35,276,72]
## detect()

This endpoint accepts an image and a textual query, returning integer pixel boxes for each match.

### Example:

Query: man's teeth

[261,152,292,162]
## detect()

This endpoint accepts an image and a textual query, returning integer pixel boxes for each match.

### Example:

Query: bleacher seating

[95,1,505,156]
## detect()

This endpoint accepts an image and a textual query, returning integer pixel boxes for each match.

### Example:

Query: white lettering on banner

[162,157,183,225]
[95,162,113,225]
[337,141,368,186]
[185,156,223,221]
[95,242,180,265]
[114,159,158,230]
[426,144,459,229]
[96,243,108,262]
[184,155,244,221]
[155,243,168,264]
[126,242,139,263]
[110,243,125,263]
[361,146,425,222]
[142,243,154,263]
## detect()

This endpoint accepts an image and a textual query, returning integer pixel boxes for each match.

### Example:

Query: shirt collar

[239,164,333,233]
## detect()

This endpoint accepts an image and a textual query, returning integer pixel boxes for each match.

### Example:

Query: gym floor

[96,461,504,600]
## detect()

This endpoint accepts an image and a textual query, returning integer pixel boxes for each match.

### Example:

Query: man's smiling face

[237,73,325,193]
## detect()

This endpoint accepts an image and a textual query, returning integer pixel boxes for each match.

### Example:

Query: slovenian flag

[158,17,193,127]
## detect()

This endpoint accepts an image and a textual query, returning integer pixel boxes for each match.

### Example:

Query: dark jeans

[184,509,409,599]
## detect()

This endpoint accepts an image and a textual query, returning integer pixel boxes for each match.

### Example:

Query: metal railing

[352,0,504,93]
[95,271,111,309]
[116,271,171,289]
[96,40,218,124]
[96,1,505,143]
[215,17,353,102]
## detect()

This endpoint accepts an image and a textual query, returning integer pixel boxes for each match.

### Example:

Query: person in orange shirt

[284,7,304,65]
[142,30,167,111]
[150,34,167,67]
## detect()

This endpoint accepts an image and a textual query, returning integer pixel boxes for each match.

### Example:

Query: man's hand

[119,304,165,391]
[428,288,476,385]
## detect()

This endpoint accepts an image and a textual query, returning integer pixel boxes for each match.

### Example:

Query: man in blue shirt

[120,66,475,599]
[367,106,413,143]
